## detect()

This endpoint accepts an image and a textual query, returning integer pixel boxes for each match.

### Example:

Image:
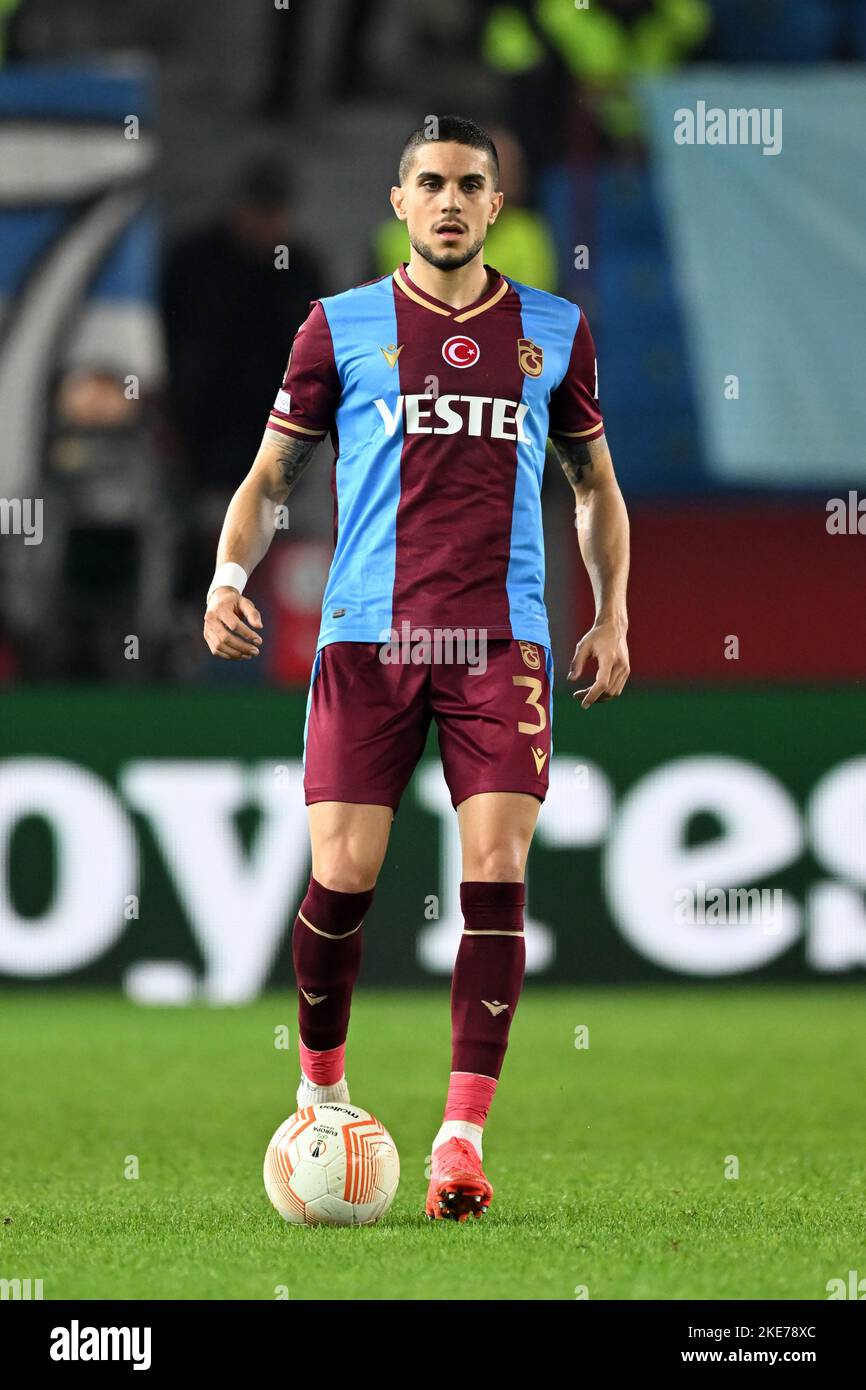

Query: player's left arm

[549,431,630,708]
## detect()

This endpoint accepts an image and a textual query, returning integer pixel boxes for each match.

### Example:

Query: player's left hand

[568,620,630,709]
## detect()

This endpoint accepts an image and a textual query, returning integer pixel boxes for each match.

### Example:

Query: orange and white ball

[264,1103,400,1227]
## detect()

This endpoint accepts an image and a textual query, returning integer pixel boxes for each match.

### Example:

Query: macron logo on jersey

[373,394,529,442]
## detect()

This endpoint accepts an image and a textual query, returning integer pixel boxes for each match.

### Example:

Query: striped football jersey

[266,261,604,651]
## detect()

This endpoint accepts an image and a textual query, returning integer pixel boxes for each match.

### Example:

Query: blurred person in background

[481,0,712,165]
[162,154,324,601]
[14,364,173,681]
[373,124,558,291]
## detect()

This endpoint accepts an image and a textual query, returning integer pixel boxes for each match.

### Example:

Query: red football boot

[425,1137,493,1221]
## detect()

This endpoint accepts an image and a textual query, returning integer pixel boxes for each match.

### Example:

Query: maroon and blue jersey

[266,261,604,652]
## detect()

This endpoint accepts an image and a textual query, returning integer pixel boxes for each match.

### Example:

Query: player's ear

[488,190,504,226]
[390,185,407,221]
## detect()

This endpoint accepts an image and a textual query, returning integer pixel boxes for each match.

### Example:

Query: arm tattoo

[548,435,599,489]
[270,433,319,493]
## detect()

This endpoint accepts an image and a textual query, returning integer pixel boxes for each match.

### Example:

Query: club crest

[517,338,543,377]
[519,641,541,669]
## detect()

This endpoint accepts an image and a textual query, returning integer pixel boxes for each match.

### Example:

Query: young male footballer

[203,116,630,1220]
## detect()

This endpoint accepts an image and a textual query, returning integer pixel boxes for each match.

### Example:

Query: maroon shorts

[303,638,553,812]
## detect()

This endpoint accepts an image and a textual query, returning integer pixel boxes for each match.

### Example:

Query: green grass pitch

[2,986,863,1301]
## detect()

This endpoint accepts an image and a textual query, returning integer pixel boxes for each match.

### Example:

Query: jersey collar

[393,261,509,322]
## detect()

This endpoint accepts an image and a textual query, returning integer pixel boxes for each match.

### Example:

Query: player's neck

[405,251,493,310]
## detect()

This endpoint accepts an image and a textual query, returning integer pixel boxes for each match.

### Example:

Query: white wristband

[207,562,248,602]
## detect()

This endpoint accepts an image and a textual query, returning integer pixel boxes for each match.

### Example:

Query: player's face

[391,143,503,271]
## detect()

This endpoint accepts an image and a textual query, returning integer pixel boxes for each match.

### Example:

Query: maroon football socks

[292,876,373,1083]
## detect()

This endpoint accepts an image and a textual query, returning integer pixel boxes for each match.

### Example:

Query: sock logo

[301,989,327,1005]
[482,999,509,1017]
[531,746,548,774]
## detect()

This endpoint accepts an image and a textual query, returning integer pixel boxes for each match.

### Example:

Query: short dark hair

[398,115,500,189]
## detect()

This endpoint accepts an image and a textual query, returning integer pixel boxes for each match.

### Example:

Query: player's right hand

[203,589,263,660]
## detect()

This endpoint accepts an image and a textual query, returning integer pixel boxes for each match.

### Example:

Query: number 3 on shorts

[512,675,547,735]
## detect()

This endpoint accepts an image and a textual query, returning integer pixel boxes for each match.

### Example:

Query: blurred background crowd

[0,0,864,687]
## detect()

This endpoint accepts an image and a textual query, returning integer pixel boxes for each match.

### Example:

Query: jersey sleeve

[547,309,604,442]
[266,300,340,443]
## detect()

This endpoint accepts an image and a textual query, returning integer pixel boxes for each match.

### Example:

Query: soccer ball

[263,1102,400,1227]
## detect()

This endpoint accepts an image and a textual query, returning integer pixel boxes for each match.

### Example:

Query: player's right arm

[203,299,339,660]
[203,431,319,660]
